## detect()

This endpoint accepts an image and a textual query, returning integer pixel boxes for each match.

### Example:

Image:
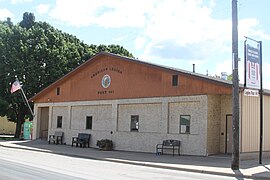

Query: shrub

[96,139,113,150]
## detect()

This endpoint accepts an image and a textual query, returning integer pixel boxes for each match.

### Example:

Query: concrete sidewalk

[0,140,270,179]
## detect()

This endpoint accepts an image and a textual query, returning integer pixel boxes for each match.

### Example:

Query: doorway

[39,107,49,140]
[225,114,232,154]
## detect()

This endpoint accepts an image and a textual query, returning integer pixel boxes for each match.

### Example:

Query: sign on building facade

[244,89,259,97]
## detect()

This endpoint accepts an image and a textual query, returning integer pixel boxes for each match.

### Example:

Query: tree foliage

[19,12,35,29]
[0,13,133,137]
[227,74,233,81]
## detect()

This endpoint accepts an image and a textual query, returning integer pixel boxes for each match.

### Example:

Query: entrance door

[226,114,232,153]
[39,107,49,140]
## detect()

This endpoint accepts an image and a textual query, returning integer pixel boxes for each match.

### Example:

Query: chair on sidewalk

[48,131,63,145]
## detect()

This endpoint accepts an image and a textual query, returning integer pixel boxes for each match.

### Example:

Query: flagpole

[16,78,35,117]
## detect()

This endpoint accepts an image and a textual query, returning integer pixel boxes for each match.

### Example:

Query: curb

[0,143,268,179]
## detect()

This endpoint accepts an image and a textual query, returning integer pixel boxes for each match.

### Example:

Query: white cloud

[239,18,259,41]
[138,0,268,73]
[49,0,153,28]
[112,35,125,42]
[50,0,100,27]
[48,0,269,89]
[239,18,270,41]
[36,4,50,15]
[134,36,147,50]
[251,30,270,41]
[49,0,265,53]
[209,0,216,8]
[0,8,14,20]
[137,0,233,62]
[262,63,270,89]
[215,59,232,76]
[10,0,33,4]
[144,0,216,45]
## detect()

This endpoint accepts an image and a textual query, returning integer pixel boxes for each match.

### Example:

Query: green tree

[227,74,233,81]
[19,12,35,29]
[0,13,133,138]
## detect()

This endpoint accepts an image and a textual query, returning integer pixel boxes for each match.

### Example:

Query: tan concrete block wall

[51,106,69,130]
[34,95,208,155]
[118,103,162,133]
[169,101,202,134]
[168,96,208,155]
[71,105,112,131]
[207,95,221,155]
[220,95,232,153]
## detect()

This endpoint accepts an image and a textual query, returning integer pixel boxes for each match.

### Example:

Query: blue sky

[1,0,270,89]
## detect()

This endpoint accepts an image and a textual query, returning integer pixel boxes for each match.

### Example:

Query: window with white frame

[180,115,190,134]
[131,115,139,131]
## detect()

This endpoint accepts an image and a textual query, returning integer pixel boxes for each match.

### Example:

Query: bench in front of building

[156,139,181,156]
[72,133,91,148]
[48,131,63,145]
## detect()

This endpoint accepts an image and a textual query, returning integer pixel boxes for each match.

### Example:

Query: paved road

[0,159,81,180]
[0,146,248,180]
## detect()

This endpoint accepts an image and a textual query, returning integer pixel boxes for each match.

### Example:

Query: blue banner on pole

[246,44,260,89]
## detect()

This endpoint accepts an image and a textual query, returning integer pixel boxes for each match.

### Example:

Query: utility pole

[231,0,239,170]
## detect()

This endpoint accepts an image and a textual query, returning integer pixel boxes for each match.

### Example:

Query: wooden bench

[48,131,63,145]
[156,139,181,156]
[72,133,91,148]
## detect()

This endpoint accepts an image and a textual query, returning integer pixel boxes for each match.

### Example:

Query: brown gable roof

[29,52,232,102]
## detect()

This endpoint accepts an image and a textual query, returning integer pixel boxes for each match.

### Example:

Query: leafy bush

[96,139,113,150]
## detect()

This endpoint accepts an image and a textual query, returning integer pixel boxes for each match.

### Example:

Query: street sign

[244,89,259,97]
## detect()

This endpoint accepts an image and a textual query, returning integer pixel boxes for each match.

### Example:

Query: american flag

[10,80,21,93]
